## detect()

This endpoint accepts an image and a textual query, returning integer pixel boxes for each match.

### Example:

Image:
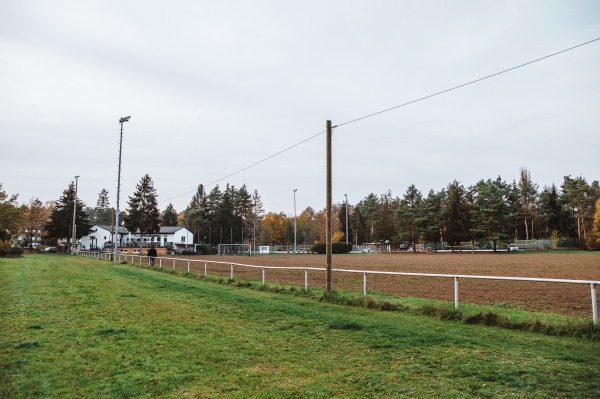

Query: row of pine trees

[6,168,597,250]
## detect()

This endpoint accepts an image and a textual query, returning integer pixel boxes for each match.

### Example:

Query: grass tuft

[28,325,43,330]
[16,340,40,349]
[97,327,127,335]
[329,322,364,330]
[465,311,503,326]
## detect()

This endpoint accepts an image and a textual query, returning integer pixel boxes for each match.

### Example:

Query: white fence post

[363,272,367,297]
[230,264,234,279]
[262,267,265,285]
[304,268,308,291]
[204,262,207,276]
[591,283,598,325]
[159,258,162,268]
[454,276,459,310]
[187,261,190,273]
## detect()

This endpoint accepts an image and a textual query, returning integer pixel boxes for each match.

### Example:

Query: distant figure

[148,244,157,267]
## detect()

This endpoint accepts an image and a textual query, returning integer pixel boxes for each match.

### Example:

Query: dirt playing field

[181,252,600,318]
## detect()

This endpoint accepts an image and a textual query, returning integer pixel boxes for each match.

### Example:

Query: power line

[160,37,600,205]
[336,37,600,128]
[160,129,326,204]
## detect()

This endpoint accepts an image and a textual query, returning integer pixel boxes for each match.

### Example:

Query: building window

[181,236,185,242]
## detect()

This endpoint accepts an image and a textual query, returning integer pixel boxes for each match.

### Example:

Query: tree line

[342,171,600,250]
[179,169,600,251]
[1,168,600,251]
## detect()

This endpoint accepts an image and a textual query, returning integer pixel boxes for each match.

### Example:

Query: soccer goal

[217,244,252,256]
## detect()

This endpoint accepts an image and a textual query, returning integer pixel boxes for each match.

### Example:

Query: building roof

[96,225,129,234]
[93,225,186,235]
[159,226,187,234]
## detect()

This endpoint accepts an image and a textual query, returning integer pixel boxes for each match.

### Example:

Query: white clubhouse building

[79,225,194,253]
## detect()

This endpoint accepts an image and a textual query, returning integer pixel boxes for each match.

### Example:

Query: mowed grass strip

[1,255,599,398]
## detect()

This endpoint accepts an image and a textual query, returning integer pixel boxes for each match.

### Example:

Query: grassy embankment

[1,254,599,398]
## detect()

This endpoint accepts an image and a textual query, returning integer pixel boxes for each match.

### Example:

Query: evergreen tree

[45,182,91,248]
[161,203,179,226]
[206,185,222,245]
[394,185,422,252]
[183,184,210,243]
[250,189,264,248]
[235,184,254,243]
[218,184,236,243]
[472,178,510,251]
[518,167,538,240]
[537,184,563,237]
[420,189,446,249]
[505,180,522,241]
[464,185,479,251]
[358,193,380,243]
[95,189,112,225]
[124,174,160,246]
[378,191,396,245]
[443,181,468,251]
[350,204,366,246]
[561,175,594,246]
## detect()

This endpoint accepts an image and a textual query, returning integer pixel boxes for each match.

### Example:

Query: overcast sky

[1,1,599,216]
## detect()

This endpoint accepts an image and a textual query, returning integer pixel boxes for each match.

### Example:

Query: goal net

[217,244,252,256]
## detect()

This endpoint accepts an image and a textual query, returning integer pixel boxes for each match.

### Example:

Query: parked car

[41,247,57,253]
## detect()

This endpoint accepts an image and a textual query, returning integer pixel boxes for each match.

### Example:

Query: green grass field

[1,255,600,398]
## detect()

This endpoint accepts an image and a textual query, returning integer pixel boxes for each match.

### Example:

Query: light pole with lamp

[71,176,79,255]
[114,116,130,264]
[293,189,297,254]
[345,194,349,247]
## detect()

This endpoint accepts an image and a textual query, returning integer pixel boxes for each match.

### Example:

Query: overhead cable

[160,37,600,204]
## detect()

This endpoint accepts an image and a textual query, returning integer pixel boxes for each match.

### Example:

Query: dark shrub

[197,244,213,255]
[312,242,352,254]
[7,247,24,258]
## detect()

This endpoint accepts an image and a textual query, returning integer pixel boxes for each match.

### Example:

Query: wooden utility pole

[326,120,332,293]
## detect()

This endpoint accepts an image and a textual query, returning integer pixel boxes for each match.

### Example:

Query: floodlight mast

[114,116,130,264]
[345,194,349,246]
[71,176,79,255]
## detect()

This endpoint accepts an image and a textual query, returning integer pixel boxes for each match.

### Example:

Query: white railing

[78,251,600,325]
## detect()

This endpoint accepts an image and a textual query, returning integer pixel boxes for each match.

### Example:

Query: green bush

[197,243,213,255]
[8,247,24,257]
[312,242,352,254]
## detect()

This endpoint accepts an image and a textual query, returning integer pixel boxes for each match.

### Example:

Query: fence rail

[79,251,599,325]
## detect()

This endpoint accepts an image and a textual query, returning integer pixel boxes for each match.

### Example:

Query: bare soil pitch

[187,252,600,317]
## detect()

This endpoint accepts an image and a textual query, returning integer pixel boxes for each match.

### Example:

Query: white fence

[79,251,600,325]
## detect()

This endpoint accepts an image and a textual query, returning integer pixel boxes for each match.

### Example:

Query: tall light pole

[293,189,297,254]
[114,116,130,264]
[345,194,349,247]
[71,175,79,255]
